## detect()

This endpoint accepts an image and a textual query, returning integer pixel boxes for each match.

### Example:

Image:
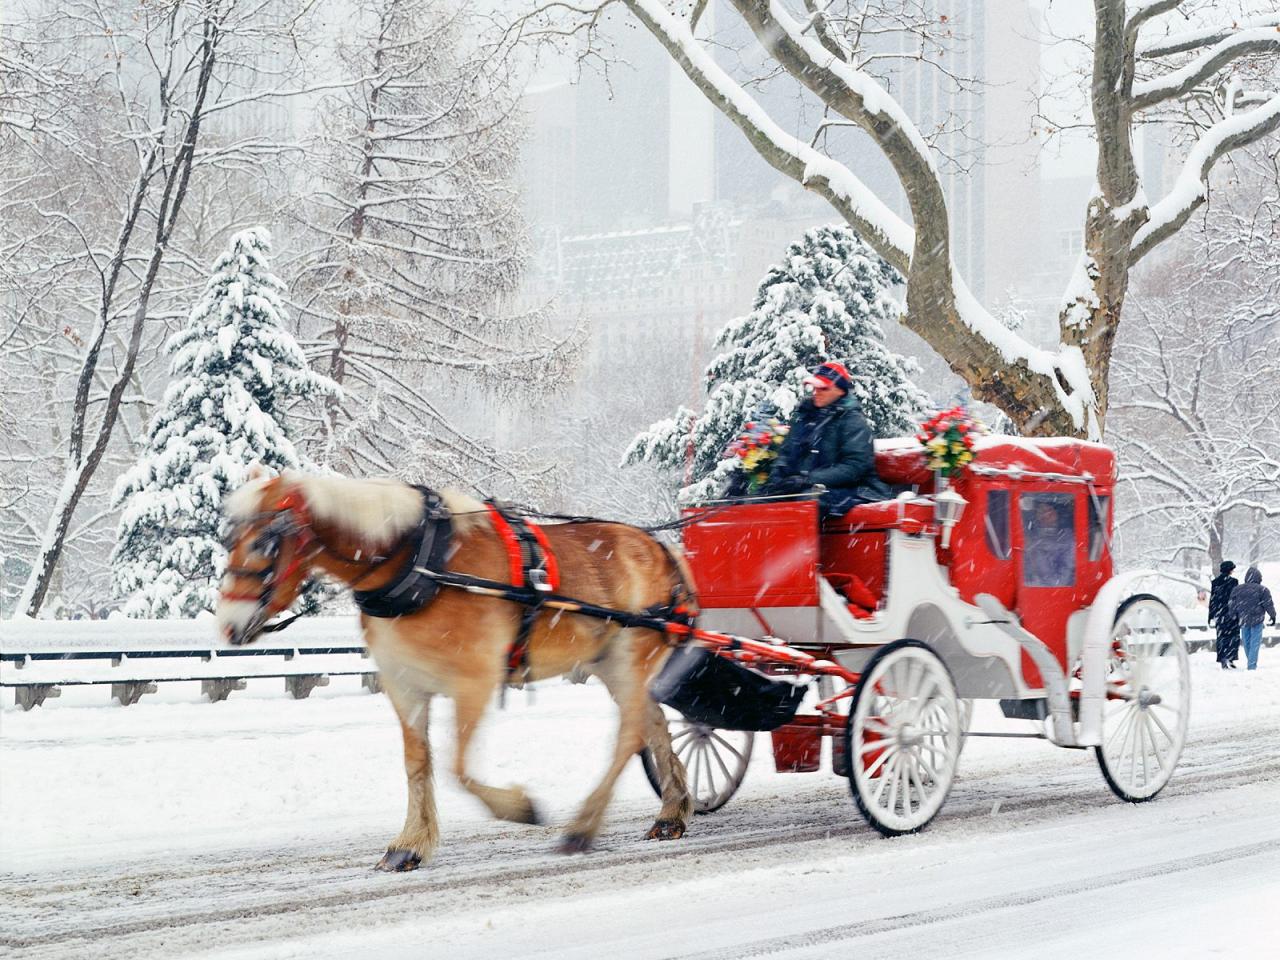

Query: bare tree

[0,0,323,616]
[1111,154,1280,569]
[288,0,579,490]
[521,0,1280,438]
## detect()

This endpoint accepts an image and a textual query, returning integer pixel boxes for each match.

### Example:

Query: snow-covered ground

[3,655,1279,958]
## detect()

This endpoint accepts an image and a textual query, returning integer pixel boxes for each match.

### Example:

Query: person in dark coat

[1226,566,1277,671]
[764,361,890,517]
[1208,561,1241,669]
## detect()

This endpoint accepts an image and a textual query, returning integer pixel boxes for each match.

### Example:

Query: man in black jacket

[1227,566,1277,671]
[1208,561,1240,669]
[765,361,890,517]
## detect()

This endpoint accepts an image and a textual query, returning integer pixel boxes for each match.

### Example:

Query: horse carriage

[643,435,1191,836]
[217,434,1190,868]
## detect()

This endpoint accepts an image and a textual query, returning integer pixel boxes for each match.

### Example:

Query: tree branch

[1131,92,1280,262]
[1132,29,1280,111]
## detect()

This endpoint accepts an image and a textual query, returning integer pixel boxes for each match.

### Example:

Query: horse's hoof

[645,819,687,841]
[375,848,422,872]
[559,833,593,854]
[515,797,544,826]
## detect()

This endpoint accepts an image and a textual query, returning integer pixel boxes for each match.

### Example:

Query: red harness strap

[483,503,562,684]
[485,503,526,587]
[483,503,561,592]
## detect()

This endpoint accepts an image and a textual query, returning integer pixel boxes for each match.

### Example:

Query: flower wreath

[917,406,985,477]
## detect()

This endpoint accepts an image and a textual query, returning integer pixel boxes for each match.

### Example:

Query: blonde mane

[293,472,424,548]
[226,471,493,545]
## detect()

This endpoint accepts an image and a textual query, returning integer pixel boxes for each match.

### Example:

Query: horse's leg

[451,674,543,825]
[376,695,439,872]
[559,631,656,853]
[642,698,693,841]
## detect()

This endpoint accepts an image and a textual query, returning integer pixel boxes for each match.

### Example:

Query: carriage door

[1013,489,1087,689]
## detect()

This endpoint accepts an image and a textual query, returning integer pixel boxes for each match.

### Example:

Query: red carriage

[643,436,1191,836]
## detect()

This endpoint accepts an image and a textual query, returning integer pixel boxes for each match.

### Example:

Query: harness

[352,487,453,618]
[484,501,561,685]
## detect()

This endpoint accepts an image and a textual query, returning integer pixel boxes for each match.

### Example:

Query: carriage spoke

[708,737,735,784]
[708,732,746,761]
[1147,705,1176,745]
[863,742,898,779]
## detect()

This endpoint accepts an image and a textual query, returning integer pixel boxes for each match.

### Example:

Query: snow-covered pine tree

[111,228,339,618]
[625,225,929,502]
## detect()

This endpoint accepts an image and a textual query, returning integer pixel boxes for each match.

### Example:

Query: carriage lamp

[934,487,968,549]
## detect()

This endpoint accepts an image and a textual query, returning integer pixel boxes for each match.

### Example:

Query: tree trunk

[1207,511,1225,573]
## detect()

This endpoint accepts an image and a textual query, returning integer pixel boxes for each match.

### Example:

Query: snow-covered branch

[1138,14,1280,58]
[1131,92,1280,262]
[1131,28,1280,110]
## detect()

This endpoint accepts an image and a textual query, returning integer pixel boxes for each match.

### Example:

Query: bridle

[220,493,322,636]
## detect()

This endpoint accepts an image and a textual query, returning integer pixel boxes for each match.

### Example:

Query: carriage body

[684,437,1117,699]
[665,436,1190,832]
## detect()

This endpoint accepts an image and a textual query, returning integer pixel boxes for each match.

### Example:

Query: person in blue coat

[1227,566,1277,670]
[764,361,890,517]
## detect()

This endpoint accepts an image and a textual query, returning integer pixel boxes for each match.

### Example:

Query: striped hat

[804,361,852,393]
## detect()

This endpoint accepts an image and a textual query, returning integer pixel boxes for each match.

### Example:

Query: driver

[764,361,890,517]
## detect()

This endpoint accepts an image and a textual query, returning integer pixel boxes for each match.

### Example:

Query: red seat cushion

[826,572,878,610]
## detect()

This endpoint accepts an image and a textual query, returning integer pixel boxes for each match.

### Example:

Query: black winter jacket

[766,393,886,513]
[1208,573,1238,627]
[1227,567,1277,628]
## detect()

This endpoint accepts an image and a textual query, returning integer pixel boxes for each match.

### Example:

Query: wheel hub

[1136,687,1162,709]
[897,723,924,747]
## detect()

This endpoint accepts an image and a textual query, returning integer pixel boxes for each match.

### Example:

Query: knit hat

[1220,561,1236,574]
[804,361,852,393]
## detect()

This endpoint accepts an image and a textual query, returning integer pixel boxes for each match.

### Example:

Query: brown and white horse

[216,468,693,870]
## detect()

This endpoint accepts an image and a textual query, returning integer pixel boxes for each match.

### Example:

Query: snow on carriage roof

[874,435,1116,483]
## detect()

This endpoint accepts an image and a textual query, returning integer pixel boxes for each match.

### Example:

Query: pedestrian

[1208,561,1240,669]
[1226,566,1277,671]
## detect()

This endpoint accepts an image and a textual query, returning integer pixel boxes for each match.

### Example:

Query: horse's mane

[227,470,491,546]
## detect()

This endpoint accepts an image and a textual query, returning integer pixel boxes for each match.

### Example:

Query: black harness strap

[352,487,453,618]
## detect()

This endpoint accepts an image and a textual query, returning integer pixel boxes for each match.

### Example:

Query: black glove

[770,474,809,495]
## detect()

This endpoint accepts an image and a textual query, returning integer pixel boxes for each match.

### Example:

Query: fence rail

[1,616,377,709]
[3,617,1278,711]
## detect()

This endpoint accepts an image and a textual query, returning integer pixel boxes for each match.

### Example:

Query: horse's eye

[252,532,280,557]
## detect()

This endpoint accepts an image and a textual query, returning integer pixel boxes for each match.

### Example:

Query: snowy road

[3,658,1279,958]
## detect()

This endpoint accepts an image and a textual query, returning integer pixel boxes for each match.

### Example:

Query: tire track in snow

[664,838,1280,960]
[4,740,1279,955]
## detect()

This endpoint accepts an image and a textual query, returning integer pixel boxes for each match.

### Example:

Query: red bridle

[220,493,318,608]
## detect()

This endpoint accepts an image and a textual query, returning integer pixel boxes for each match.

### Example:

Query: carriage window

[1020,493,1076,587]
[1088,494,1110,561]
[984,490,1011,559]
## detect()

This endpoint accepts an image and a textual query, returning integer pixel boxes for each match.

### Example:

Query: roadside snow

[2,655,1278,958]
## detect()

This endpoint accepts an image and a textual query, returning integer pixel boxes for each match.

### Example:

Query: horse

[215,467,695,870]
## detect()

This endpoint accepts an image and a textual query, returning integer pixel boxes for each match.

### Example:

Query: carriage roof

[873,436,1117,487]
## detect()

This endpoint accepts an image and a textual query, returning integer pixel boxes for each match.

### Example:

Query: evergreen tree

[626,225,929,502]
[111,228,339,618]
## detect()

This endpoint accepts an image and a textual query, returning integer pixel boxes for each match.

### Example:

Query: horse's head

[217,467,319,647]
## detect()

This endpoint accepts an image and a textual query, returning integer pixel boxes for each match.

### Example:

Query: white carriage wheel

[1095,594,1190,803]
[846,640,963,837]
[640,708,754,814]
